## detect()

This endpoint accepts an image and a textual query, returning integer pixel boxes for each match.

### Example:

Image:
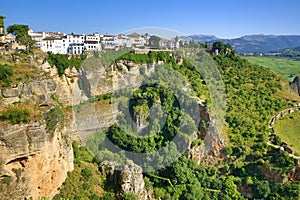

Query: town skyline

[1,0,300,39]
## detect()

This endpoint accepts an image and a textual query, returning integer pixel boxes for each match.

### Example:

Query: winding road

[267,106,300,160]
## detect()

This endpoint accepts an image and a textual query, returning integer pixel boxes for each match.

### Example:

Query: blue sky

[1,0,300,38]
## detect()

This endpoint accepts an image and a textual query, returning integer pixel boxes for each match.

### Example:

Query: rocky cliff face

[188,105,225,163]
[74,60,154,134]
[290,76,300,96]
[0,60,77,199]
[0,121,73,199]
[0,63,80,107]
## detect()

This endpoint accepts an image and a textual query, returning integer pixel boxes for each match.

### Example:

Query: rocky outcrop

[290,76,300,96]
[77,60,154,98]
[99,160,153,200]
[0,59,77,199]
[258,166,286,183]
[133,104,150,133]
[258,163,300,183]
[0,121,74,199]
[117,160,145,195]
[188,105,225,163]
[0,65,80,107]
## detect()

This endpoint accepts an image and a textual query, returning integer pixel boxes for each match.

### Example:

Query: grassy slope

[244,56,300,81]
[274,110,300,155]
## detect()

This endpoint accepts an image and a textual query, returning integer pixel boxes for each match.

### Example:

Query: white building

[159,38,180,49]
[101,34,119,50]
[28,30,66,49]
[28,30,46,48]
[127,32,145,48]
[69,43,85,55]
[167,40,180,49]
[41,36,68,54]
[84,32,101,51]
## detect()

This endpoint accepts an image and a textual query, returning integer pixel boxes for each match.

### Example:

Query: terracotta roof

[5,34,15,40]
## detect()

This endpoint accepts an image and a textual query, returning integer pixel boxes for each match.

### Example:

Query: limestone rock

[1,88,20,98]
[64,67,78,78]
[99,160,153,200]
[0,121,74,200]
[118,160,145,195]
[40,61,51,73]
[117,62,129,73]
[290,76,300,96]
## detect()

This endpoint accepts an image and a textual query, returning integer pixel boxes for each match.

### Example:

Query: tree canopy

[6,24,35,48]
[149,35,161,48]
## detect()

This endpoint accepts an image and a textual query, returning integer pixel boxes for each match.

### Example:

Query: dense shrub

[0,106,30,124]
[44,106,64,133]
[0,64,13,87]
[47,53,84,75]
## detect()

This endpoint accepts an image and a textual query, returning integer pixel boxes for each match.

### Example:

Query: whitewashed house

[41,36,69,54]
[28,30,46,48]
[5,34,15,44]
[101,34,119,50]
[127,33,145,48]
[66,33,85,54]
[159,39,169,48]
[84,32,101,51]
[167,40,180,49]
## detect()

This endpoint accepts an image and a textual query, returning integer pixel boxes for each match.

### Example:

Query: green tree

[223,176,243,200]
[149,35,161,49]
[7,24,35,49]
[212,41,231,54]
[144,33,149,46]
[254,180,270,199]
[81,168,92,180]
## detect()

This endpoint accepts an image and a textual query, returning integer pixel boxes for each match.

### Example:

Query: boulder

[1,88,20,98]
[99,160,153,199]
[290,76,300,96]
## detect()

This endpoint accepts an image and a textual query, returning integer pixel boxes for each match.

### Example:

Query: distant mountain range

[182,35,219,43]
[188,34,300,54]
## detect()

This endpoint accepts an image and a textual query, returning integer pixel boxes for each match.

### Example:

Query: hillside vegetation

[80,47,300,199]
[2,48,299,199]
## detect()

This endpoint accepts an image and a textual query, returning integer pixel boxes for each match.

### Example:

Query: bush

[0,106,30,124]
[45,106,64,133]
[81,168,92,180]
[0,64,13,87]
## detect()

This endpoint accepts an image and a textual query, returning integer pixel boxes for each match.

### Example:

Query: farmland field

[245,56,300,82]
[274,110,300,155]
